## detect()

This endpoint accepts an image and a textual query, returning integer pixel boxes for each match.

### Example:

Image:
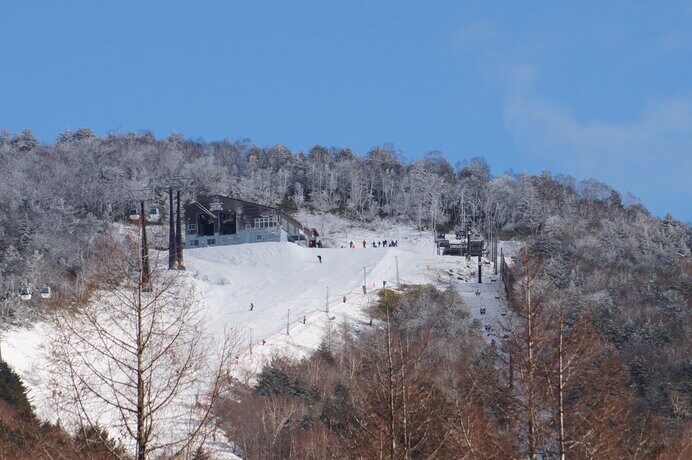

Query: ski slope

[2,218,517,457]
[186,236,451,380]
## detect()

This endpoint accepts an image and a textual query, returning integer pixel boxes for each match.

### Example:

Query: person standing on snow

[250,303,254,311]
[317,255,322,263]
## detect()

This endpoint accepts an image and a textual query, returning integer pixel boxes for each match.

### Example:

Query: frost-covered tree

[74,127,95,141]
[12,128,39,152]
[57,128,74,144]
[292,181,305,210]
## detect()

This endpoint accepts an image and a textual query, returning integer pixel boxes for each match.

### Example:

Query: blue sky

[1,1,690,220]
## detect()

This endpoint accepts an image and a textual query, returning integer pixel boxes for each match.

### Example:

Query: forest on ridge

[0,128,689,458]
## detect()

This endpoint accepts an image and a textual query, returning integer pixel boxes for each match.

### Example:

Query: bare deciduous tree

[500,253,552,459]
[47,234,238,459]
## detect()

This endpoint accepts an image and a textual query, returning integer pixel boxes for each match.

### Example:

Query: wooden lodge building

[184,195,309,248]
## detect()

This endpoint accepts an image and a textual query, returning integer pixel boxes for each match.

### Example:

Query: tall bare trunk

[558,310,566,460]
[525,255,536,460]
[140,201,151,290]
[385,305,396,459]
[137,251,146,460]
[399,330,409,457]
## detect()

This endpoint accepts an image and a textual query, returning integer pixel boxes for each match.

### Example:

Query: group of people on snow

[345,239,398,248]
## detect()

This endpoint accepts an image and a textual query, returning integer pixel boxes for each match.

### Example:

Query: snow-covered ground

[2,215,520,458]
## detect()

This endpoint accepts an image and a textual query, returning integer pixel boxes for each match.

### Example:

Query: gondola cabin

[19,288,31,301]
[128,209,140,221]
[147,207,161,223]
[40,286,52,299]
[184,195,308,248]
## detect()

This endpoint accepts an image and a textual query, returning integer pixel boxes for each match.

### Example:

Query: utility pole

[500,248,504,281]
[286,309,291,335]
[478,255,482,284]
[160,177,192,270]
[325,286,329,313]
[494,229,498,275]
[168,188,176,270]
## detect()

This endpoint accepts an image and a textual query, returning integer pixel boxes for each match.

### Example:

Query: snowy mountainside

[2,218,512,457]
[183,225,457,379]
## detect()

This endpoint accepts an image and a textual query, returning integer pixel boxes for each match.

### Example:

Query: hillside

[0,130,688,457]
[3,218,511,456]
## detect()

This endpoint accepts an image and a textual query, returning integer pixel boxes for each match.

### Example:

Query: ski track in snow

[2,216,520,459]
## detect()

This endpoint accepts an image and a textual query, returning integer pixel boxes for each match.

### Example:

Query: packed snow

[2,215,518,458]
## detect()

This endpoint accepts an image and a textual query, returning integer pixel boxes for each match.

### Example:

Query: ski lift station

[436,229,485,257]
[184,195,309,248]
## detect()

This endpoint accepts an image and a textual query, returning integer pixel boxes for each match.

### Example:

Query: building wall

[184,195,304,248]
[186,227,288,248]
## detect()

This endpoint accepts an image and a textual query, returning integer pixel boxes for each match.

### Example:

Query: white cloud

[504,79,692,217]
[449,17,692,218]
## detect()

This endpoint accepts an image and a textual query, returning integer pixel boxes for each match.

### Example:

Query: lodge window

[197,214,215,236]
[257,235,262,240]
[220,212,236,235]
[187,223,197,233]
[254,216,277,228]
[191,240,199,247]
[207,238,216,245]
